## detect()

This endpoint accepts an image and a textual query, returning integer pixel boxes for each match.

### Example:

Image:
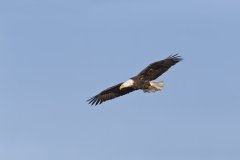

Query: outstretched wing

[136,54,182,81]
[87,83,136,106]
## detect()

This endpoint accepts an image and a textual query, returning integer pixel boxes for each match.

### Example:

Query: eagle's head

[120,79,134,90]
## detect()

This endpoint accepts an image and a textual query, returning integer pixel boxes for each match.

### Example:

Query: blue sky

[1,0,240,160]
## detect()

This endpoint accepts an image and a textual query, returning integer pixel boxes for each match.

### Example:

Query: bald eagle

[87,54,182,105]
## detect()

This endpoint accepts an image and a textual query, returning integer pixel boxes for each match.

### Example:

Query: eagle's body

[125,77,163,92]
[87,54,182,105]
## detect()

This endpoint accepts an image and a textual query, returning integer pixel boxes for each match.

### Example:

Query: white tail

[143,81,164,93]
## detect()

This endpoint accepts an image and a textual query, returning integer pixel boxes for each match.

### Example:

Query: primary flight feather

[87,54,182,105]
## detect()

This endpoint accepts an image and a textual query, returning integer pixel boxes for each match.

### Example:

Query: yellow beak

[119,84,125,90]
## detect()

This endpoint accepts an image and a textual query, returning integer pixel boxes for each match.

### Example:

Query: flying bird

[87,54,182,105]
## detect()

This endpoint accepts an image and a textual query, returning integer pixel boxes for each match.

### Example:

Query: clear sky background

[1,0,240,160]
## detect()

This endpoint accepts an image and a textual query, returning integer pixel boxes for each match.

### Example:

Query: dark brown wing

[87,83,136,106]
[136,54,182,81]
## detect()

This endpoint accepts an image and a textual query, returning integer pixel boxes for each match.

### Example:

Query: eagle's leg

[143,81,164,93]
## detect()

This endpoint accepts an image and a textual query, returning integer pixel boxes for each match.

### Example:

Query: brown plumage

[87,83,135,105]
[87,54,182,106]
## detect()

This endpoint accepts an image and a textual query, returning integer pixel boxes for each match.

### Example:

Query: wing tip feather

[168,53,183,62]
[87,96,104,106]
[87,97,97,106]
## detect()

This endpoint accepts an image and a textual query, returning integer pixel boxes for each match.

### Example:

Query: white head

[120,79,134,90]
